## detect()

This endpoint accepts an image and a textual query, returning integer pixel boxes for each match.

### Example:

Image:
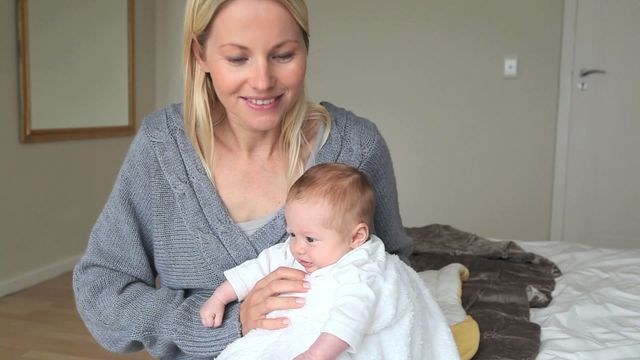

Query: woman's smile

[241,94,283,111]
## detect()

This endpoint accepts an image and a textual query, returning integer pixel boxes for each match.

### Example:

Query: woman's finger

[254,267,306,289]
[255,295,306,315]
[256,278,310,299]
[239,267,309,335]
[253,316,291,331]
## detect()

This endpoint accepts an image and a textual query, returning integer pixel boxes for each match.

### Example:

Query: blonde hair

[287,163,376,231]
[183,0,331,181]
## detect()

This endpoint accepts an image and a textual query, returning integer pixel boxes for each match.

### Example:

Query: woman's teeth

[248,98,275,105]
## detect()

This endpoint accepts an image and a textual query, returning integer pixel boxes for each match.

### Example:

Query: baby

[201,163,459,360]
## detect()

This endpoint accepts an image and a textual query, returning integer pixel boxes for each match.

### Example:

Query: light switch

[504,56,518,78]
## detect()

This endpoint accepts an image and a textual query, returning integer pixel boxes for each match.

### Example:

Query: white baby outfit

[217,235,459,360]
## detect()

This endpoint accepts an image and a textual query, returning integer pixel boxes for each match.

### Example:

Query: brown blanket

[407,224,561,360]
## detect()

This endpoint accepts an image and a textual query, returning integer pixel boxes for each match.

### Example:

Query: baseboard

[0,254,82,297]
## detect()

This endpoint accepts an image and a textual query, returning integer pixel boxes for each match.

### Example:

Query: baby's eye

[289,232,296,238]
[306,237,317,243]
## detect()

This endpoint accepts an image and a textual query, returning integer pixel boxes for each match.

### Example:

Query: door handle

[579,69,606,78]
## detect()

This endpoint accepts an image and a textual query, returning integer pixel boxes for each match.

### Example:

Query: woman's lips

[242,94,283,110]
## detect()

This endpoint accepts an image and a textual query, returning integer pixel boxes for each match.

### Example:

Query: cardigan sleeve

[357,123,414,263]
[72,125,241,358]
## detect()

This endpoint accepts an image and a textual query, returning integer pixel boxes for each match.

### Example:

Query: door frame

[550,0,578,241]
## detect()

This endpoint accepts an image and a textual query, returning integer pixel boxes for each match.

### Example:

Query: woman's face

[197,0,308,133]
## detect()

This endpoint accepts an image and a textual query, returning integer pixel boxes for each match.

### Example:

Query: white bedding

[517,241,640,360]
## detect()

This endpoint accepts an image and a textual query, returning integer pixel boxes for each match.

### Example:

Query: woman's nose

[250,59,275,91]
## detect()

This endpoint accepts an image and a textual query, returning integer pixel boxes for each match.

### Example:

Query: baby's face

[284,199,356,273]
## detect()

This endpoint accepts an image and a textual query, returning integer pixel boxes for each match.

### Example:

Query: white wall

[0,0,156,296]
[306,0,563,240]
[155,0,186,107]
[154,0,563,241]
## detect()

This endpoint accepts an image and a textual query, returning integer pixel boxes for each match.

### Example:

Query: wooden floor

[0,272,152,359]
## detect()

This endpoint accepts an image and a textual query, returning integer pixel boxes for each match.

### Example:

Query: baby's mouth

[297,259,313,268]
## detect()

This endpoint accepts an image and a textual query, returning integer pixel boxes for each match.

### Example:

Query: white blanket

[519,241,640,360]
[419,263,469,326]
[217,255,459,360]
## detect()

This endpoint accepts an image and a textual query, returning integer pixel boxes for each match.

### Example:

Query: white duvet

[518,241,640,360]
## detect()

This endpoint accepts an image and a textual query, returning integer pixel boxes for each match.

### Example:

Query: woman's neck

[214,121,282,161]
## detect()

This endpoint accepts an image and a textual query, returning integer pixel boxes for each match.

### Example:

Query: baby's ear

[350,223,369,248]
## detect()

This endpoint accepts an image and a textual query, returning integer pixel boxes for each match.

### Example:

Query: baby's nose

[292,239,306,254]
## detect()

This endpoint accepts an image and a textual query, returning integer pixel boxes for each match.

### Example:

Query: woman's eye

[273,52,293,62]
[227,56,248,65]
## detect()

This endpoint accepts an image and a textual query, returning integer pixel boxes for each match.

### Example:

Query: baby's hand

[199,296,226,327]
[292,350,316,360]
[294,333,348,360]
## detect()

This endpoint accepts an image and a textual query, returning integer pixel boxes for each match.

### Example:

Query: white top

[236,212,277,237]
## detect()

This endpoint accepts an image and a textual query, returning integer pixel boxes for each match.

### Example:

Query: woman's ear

[350,223,369,249]
[192,37,210,73]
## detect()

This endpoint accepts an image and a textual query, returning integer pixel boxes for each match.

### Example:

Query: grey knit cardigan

[73,102,413,359]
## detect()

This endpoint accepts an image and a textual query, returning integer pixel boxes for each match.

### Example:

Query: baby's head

[284,163,376,272]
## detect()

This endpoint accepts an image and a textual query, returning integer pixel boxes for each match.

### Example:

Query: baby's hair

[287,163,376,231]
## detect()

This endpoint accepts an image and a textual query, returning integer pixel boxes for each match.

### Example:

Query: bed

[407,224,640,360]
[519,240,640,360]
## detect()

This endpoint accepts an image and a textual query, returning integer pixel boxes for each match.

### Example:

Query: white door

[552,0,640,248]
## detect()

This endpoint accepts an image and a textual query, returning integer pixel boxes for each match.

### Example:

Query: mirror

[18,0,135,142]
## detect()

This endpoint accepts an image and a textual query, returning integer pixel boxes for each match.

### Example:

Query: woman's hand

[239,266,309,335]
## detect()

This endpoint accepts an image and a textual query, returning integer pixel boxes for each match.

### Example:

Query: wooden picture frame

[18,0,135,142]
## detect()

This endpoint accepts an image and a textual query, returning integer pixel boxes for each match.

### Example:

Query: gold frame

[18,0,136,143]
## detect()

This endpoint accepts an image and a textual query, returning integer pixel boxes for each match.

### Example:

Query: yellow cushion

[451,315,480,360]
[452,266,479,360]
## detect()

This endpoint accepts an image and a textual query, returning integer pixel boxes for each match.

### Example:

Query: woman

[73,0,412,358]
